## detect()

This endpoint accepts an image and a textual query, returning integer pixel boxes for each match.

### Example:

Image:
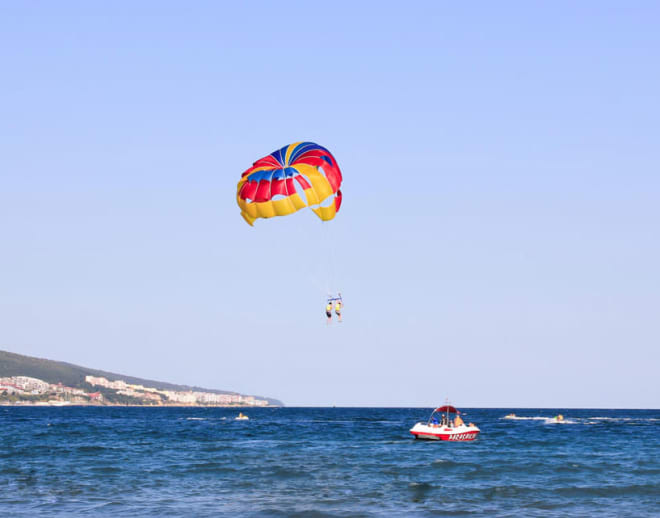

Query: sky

[1,2,659,408]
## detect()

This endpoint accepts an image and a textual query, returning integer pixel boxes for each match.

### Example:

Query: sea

[1,407,658,517]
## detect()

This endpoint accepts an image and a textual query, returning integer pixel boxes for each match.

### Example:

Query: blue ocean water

[1,407,658,517]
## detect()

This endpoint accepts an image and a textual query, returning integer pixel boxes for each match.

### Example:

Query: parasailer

[236,142,342,226]
[325,300,333,324]
[325,293,343,324]
[334,295,343,323]
[237,142,344,324]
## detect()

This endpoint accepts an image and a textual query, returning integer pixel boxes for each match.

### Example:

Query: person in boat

[440,414,447,426]
[454,414,464,427]
[325,300,333,324]
[430,416,439,427]
[334,298,343,322]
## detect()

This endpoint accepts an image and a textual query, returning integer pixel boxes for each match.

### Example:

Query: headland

[0,350,283,407]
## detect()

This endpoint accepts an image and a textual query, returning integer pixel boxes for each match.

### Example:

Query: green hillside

[0,349,283,406]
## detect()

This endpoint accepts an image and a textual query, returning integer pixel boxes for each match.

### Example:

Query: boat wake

[505,416,658,425]
[589,417,659,422]
[544,418,580,425]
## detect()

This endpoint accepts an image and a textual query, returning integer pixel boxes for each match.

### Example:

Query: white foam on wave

[544,418,579,424]
[589,417,659,423]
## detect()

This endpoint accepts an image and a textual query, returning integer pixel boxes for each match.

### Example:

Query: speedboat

[235,412,249,421]
[504,413,517,419]
[410,405,480,441]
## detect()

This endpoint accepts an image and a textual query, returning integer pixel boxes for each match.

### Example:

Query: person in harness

[325,300,333,324]
[334,296,343,323]
[325,294,343,324]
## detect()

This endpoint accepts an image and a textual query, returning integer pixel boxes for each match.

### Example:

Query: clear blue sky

[1,2,658,407]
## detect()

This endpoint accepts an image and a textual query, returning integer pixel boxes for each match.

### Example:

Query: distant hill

[0,349,283,406]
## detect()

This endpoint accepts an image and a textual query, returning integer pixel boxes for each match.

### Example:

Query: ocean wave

[184,462,239,474]
[76,445,108,453]
[431,459,463,468]
[501,416,547,420]
[555,483,660,498]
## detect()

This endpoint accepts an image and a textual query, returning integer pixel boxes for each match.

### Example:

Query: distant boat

[235,413,249,421]
[410,404,480,441]
[504,413,517,419]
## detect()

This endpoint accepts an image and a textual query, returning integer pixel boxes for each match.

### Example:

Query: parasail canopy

[236,142,342,226]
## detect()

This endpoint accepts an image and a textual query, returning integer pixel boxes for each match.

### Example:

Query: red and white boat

[410,405,480,441]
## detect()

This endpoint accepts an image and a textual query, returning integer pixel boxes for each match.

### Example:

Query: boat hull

[410,423,480,441]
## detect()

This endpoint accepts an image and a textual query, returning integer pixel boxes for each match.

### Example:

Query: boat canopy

[435,405,459,414]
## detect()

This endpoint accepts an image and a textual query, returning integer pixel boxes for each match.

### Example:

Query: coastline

[1,402,280,408]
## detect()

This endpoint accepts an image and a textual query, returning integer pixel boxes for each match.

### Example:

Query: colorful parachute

[237,142,342,226]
